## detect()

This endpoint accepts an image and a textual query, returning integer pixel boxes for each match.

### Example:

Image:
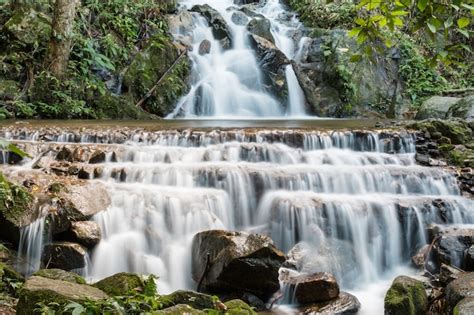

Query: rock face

[447,95,474,122]
[191,230,286,301]
[297,292,361,314]
[249,34,290,103]
[33,269,86,284]
[415,96,461,120]
[446,272,474,311]
[41,242,88,271]
[4,8,51,45]
[17,276,108,315]
[430,225,474,271]
[70,221,102,248]
[247,17,275,44]
[123,34,190,117]
[191,4,232,49]
[93,272,144,296]
[282,271,340,304]
[384,276,428,315]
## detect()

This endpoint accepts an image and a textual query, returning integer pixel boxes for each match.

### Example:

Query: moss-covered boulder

[16,276,108,315]
[161,290,217,310]
[4,7,51,45]
[454,297,474,315]
[415,96,460,120]
[0,172,35,246]
[409,119,472,145]
[224,299,256,315]
[154,304,206,314]
[447,95,474,122]
[33,269,86,285]
[446,272,474,311]
[93,272,145,296]
[384,276,428,315]
[123,34,190,117]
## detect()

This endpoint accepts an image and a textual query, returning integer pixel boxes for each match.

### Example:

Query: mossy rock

[409,119,472,145]
[93,272,144,296]
[0,263,23,283]
[224,299,256,315]
[4,7,51,45]
[161,290,216,310]
[447,95,474,121]
[33,269,86,285]
[154,304,206,314]
[454,297,474,315]
[17,276,108,315]
[384,276,428,315]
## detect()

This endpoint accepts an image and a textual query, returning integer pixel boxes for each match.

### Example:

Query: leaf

[348,27,362,37]
[438,50,448,59]
[379,17,388,27]
[461,3,474,10]
[427,21,437,33]
[350,54,362,63]
[457,17,470,28]
[391,10,409,16]
[417,0,428,11]
[457,28,470,38]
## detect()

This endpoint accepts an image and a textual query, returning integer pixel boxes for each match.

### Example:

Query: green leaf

[350,54,362,62]
[458,28,470,38]
[427,21,437,33]
[438,50,448,59]
[348,27,362,37]
[457,17,470,28]
[417,0,428,11]
[391,10,409,16]
[461,3,474,10]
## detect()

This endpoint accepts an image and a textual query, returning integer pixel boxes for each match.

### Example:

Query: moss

[224,299,256,315]
[439,144,455,152]
[0,172,33,226]
[33,269,86,285]
[384,276,428,315]
[161,290,216,310]
[93,272,144,296]
[154,304,206,314]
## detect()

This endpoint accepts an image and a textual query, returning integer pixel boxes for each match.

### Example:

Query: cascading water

[168,0,309,118]
[6,126,473,314]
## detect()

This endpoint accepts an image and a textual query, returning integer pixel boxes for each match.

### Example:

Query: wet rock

[446,272,474,311]
[297,292,360,314]
[41,242,88,271]
[447,95,474,122]
[224,299,255,313]
[191,230,286,301]
[167,10,194,36]
[70,221,102,248]
[411,244,430,268]
[231,11,249,25]
[439,263,462,286]
[384,276,428,315]
[156,304,205,314]
[17,276,108,315]
[89,150,106,164]
[33,269,86,284]
[234,0,259,4]
[415,96,460,120]
[454,297,474,314]
[282,271,340,304]
[249,34,289,102]
[162,290,217,310]
[198,39,211,55]
[247,17,274,43]
[431,225,474,271]
[191,4,232,49]
[94,272,144,296]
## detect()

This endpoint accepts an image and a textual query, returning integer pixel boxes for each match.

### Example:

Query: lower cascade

[1,124,473,313]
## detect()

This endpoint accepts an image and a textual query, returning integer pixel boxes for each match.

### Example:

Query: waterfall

[168,0,309,118]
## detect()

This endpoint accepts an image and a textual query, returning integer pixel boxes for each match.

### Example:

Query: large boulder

[297,292,360,314]
[123,34,190,117]
[447,95,474,122]
[230,11,249,26]
[249,34,290,103]
[16,276,108,315]
[166,10,195,47]
[69,221,102,248]
[33,269,86,285]
[431,225,474,271]
[161,290,217,310]
[281,271,340,304]
[384,276,428,315]
[190,4,232,49]
[41,242,88,271]
[4,8,51,45]
[94,272,144,296]
[446,272,474,311]
[415,96,461,120]
[454,297,474,315]
[247,18,274,44]
[191,230,286,301]
[155,304,205,314]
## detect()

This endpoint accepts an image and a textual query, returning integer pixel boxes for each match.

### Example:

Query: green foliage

[287,0,356,29]
[0,138,30,158]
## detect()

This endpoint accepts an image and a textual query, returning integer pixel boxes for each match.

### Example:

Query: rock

[33,269,86,284]
[155,304,206,314]
[88,150,106,164]
[198,39,211,55]
[447,95,474,122]
[191,4,232,49]
[191,230,286,301]
[415,96,460,120]
[94,272,144,296]
[123,33,190,117]
[247,18,274,43]
[70,221,102,248]
[282,271,340,304]
[167,11,194,35]
[41,242,88,271]
[249,34,289,102]
[4,8,51,45]
[384,276,428,315]
[225,299,256,314]
[231,11,249,26]
[17,276,108,315]
[234,0,259,4]
[446,272,474,311]
[297,292,360,314]
[162,290,217,310]
[411,244,430,268]
[439,263,463,286]
[431,225,474,271]
[454,297,474,315]
[465,245,474,271]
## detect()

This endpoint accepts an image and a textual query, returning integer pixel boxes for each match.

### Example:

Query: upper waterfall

[167,0,308,118]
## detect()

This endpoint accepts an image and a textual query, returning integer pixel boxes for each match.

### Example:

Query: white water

[168,0,308,118]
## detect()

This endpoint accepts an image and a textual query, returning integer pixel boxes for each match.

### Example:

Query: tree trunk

[48,0,76,78]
